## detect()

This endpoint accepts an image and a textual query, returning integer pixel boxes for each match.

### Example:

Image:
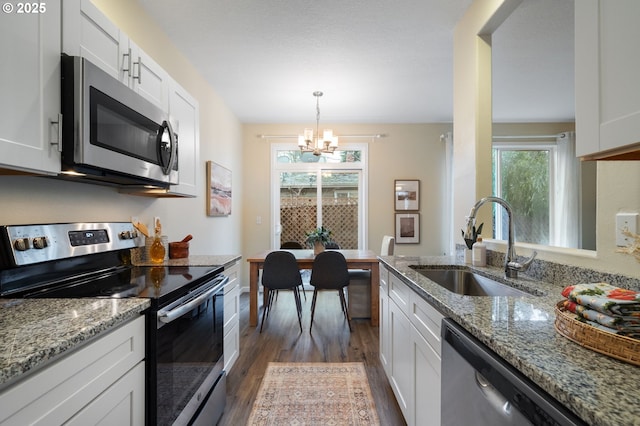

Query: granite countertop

[0,298,149,390]
[132,253,241,268]
[379,255,640,426]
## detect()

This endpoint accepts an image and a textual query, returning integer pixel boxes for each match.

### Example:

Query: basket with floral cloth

[555,282,640,365]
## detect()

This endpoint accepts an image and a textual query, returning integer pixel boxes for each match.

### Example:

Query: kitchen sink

[409,267,530,297]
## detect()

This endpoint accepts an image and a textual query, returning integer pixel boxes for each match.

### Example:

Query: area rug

[247,362,380,425]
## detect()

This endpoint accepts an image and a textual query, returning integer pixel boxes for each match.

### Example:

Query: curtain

[552,131,580,248]
[442,132,454,255]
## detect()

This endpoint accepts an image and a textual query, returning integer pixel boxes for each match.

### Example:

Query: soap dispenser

[472,236,486,267]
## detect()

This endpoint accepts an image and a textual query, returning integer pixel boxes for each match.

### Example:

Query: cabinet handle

[133,56,142,84]
[122,48,132,77]
[50,113,63,153]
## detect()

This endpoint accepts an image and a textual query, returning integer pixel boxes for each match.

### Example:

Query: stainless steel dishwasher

[441,318,586,426]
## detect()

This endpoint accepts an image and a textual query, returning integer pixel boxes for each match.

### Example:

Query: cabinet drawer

[0,316,145,425]
[224,262,240,294]
[379,263,389,294]
[389,273,411,317]
[224,283,240,330]
[409,294,443,357]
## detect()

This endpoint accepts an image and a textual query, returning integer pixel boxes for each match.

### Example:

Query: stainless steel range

[0,222,227,426]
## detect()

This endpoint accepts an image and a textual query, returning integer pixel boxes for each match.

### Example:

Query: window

[492,132,591,249]
[492,143,553,245]
[272,144,368,249]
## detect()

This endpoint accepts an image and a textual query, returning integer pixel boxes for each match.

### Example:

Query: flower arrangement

[305,226,333,248]
[461,222,484,250]
[616,228,640,262]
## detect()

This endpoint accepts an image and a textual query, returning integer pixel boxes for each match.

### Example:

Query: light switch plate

[616,213,638,246]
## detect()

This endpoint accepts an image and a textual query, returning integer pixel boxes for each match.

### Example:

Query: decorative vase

[313,241,325,256]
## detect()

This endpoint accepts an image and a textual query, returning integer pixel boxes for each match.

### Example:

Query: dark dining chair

[324,241,340,249]
[260,251,303,333]
[279,241,307,300]
[309,251,352,332]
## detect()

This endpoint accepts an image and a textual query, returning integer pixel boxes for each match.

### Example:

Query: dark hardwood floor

[218,290,406,425]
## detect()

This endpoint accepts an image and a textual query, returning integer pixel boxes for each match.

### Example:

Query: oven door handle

[157,275,228,324]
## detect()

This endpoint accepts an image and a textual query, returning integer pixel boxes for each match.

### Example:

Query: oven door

[150,274,228,426]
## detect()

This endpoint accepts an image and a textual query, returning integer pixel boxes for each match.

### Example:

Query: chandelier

[298,91,338,156]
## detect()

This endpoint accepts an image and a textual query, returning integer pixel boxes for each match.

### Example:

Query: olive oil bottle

[149,218,165,263]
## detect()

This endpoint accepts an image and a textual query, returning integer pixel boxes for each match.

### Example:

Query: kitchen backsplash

[456,244,640,292]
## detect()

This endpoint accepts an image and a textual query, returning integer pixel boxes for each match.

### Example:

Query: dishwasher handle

[475,371,514,419]
[158,275,228,324]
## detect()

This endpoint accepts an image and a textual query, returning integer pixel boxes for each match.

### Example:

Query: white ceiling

[139,0,574,124]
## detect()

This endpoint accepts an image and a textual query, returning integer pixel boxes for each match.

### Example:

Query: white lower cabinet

[0,316,145,426]
[223,261,241,372]
[389,297,413,420]
[382,269,442,426]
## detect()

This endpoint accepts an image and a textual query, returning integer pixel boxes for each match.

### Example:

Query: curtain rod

[492,133,564,140]
[258,134,385,139]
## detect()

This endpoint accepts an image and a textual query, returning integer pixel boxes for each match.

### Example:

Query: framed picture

[395,213,420,244]
[206,161,232,216]
[394,180,419,211]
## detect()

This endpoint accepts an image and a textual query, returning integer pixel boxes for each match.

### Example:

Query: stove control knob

[32,237,48,249]
[119,231,132,240]
[13,238,30,251]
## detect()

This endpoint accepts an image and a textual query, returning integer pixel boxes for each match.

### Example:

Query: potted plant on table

[461,222,483,263]
[305,226,334,256]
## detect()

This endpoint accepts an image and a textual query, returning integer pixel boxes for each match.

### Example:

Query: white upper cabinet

[575,0,640,158]
[0,2,62,174]
[167,80,200,197]
[63,0,199,196]
[129,40,169,111]
[62,0,169,111]
[62,0,126,82]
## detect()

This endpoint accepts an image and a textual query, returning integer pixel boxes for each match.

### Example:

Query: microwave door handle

[157,120,177,175]
[166,120,177,172]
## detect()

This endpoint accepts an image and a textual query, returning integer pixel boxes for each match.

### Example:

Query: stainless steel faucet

[465,196,537,278]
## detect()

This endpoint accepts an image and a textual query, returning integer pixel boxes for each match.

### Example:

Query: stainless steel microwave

[61,55,178,187]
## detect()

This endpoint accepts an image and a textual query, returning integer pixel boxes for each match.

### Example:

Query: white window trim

[270,142,369,249]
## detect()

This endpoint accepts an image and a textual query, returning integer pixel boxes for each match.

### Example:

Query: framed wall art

[395,213,420,244]
[206,161,232,216]
[394,179,419,211]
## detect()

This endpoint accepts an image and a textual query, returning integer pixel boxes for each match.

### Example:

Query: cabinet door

[412,326,441,426]
[223,262,240,372]
[62,0,129,84]
[130,40,169,110]
[167,79,199,196]
[575,0,640,157]
[379,287,391,376]
[389,298,412,423]
[224,321,240,373]
[0,3,61,174]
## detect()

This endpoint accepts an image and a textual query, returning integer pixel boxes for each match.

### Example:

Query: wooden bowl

[169,241,189,259]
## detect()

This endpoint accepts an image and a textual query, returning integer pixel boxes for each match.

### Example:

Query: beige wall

[241,123,453,264]
[0,2,244,264]
[455,0,640,278]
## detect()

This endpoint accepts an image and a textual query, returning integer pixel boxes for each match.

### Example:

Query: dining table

[246,249,380,327]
